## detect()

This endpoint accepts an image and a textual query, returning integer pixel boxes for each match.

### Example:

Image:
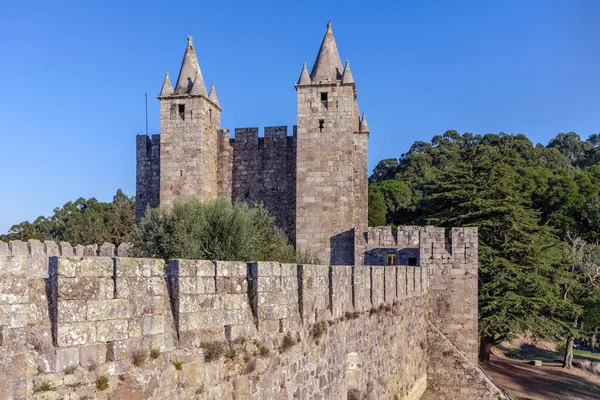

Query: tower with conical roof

[295,22,369,265]
[156,35,223,208]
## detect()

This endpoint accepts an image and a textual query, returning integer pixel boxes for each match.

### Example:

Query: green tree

[368,189,386,227]
[418,145,578,364]
[132,198,298,263]
[0,189,135,245]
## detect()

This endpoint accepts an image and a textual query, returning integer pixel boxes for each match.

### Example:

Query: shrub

[279,332,296,353]
[95,376,109,391]
[133,198,300,262]
[34,381,54,392]
[132,349,146,367]
[311,321,328,340]
[63,365,77,375]
[201,341,225,362]
[150,349,160,359]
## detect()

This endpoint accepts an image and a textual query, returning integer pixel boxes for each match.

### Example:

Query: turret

[295,22,370,265]
[156,35,223,208]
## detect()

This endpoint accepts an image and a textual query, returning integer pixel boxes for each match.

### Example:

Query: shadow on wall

[330,231,354,266]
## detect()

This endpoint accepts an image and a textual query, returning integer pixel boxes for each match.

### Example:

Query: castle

[0,23,506,400]
[136,22,369,265]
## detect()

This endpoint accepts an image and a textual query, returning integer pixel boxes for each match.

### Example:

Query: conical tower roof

[310,22,343,83]
[360,113,370,133]
[159,72,174,97]
[208,82,220,107]
[297,62,311,85]
[341,60,355,84]
[174,35,206,95]
[190,71,207,96]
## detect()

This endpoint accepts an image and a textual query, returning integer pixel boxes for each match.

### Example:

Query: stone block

[142,315,165,335]
[107,340,130,361]
[56,347,79,371]
[57,277,106,300]
[57,322,96,346]
[0,276,28,304]
[96,319,129,342]
[78,257,113,277]
[215,261,247,277]
[87,299,131,320]
[57,300,87,323]
[80,343,107,367]
[10,304,28,328]
[134,295,165,315]
[116,258,164,277]
[98,243,116,257]
[0,255,27,276]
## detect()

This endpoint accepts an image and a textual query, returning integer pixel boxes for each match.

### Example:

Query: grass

[34,381,54,392]
[95,376,109,391]
[150,349,160,359]
[132,349,146,367]
[310,321,328,341]
[172,361,183,371]
[200,341,225,362]
[279,332,296,353]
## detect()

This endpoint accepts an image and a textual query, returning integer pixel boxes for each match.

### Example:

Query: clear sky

[1,0,599,234]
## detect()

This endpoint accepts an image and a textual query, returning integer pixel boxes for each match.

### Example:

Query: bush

[201,341,225,362]
[133,198,299,262]
[95,376,109,391]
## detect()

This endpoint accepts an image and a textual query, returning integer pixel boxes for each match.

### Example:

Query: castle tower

[157,36,223,207]
[295,22,369,264]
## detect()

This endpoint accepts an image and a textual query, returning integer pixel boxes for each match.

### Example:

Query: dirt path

[482,355,600,400]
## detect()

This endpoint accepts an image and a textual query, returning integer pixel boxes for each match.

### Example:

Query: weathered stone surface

[96,319,129,342]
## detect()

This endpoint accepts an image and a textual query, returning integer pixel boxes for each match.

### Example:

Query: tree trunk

[563,336,574,369]
[479,336,494,365]
[592,331,597,354]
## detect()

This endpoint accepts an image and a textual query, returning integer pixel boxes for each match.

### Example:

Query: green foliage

[95,376,109,391]
[369,130,600,355]
[1,189,135,245]
[172,361,183,371]
[133,198,299,263]
[368,189,386,227]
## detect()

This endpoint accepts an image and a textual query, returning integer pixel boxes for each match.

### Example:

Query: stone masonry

[136,23,369,264]
[0,228,506,400]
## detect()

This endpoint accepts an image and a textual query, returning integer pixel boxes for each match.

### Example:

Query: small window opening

[321,92,328,109]
[209,109,212,124]
[387,253,397,266]
[180,170,183,176]
[319,119,325,133]
[178,104,185,120]
[408,257,418,266]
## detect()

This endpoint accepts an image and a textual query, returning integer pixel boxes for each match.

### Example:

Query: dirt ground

[482,355,600,400]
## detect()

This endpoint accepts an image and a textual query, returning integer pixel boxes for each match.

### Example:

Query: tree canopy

[132,198,305,263]
[0,189,135,245]
[368,130,600,362]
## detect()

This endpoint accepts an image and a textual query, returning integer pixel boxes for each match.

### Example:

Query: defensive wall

[136,126,297,241]
[0,228,504,400]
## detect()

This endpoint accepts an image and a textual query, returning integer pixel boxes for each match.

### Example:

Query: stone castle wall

[0,228,505,400]
[137,126,297,242]
[1,257,429,399]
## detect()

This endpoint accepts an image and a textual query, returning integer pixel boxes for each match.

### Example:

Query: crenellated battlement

[229,126,297,149]
[355,225,478,266]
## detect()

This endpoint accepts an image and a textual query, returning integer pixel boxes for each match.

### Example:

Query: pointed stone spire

[208,82,220,107]
[190,70,207,96]
[174,35,206,95]
[310,21,343,83]
[297,62,311,85]
[159,72,174,97]
[341,60,355,84]
[360,113,370,133]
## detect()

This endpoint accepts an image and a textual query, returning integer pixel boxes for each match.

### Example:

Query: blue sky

[1,0,599,234]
